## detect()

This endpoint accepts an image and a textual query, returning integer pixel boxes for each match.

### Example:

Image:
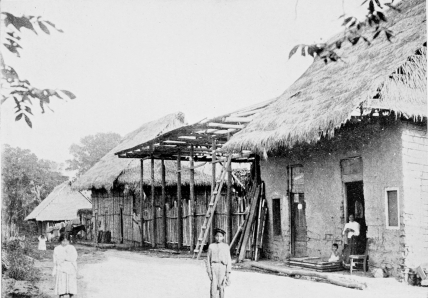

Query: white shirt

[343,221,360,238]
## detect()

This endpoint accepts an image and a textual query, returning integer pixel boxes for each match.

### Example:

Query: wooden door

[291,193,308,257]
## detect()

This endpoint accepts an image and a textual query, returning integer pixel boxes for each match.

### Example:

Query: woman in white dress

[38,234,47,257]
[52,233,78,297]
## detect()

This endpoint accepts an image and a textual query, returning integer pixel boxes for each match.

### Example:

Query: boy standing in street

[206,228,232,298]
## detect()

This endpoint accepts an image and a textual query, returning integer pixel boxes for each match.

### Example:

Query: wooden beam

[140,159,144,246]
[189,145,195,253]
[207,122,245,129]
[177,151,183,250]
[161,158,167,247]
[151,155,156,248]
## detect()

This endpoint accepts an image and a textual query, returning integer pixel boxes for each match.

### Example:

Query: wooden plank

[251,263,366,290]
[238,185,260,262]
[189,145,195,253]
[177,151,183,249]
[161,158,167,247]
[207,122,245,129]
[222,116,254,123]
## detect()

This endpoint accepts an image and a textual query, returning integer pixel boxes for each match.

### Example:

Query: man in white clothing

[342,214,361,265]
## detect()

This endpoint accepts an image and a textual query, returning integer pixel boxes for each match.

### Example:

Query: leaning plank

[251,263,367,290]
[238,185,260,262]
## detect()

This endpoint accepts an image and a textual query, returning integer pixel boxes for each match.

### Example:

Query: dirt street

[70,249,427,298]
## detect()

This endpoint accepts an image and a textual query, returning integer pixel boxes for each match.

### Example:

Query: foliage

[1,12,75,127]
[66,132,122,176]
[289,0,400,63]
[1,145,68,233]
[4,239,40,282]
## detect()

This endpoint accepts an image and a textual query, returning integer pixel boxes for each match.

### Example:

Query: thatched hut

[73,113,212,247]
[224,0,427,275]
[25,181,92,236]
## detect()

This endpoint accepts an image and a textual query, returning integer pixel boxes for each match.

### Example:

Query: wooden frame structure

[115,99,273,250]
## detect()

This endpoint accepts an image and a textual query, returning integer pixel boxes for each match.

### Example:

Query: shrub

[5,239,40,282]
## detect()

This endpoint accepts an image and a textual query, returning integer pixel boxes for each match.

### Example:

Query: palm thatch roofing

[73,112,211,190]
[224,0,427,153]
[25,182,92,222]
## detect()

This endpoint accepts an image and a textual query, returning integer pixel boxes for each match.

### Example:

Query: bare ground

[33,245,428,298]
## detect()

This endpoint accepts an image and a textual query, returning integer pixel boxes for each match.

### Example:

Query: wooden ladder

[193,155,232,260]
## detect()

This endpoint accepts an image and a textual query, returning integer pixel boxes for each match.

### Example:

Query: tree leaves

[38,21,50,34]
[66,133,122,176]
[288,0,399,65]
[61,90,76,99]
[289,45,300,59]
[1,12,74,128]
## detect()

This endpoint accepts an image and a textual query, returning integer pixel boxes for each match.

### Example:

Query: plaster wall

[261,121,405,270]
[401,122,428,268]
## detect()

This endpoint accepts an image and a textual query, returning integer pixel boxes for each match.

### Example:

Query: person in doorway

[328,243,341,262]
[342,214,360,265]
[38,234,47,257]
[207,228,232,298]
[52,233,78,298]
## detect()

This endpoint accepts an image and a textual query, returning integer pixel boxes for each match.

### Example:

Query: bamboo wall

[92,185,247,248]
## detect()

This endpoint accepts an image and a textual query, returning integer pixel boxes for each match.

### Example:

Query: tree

[1,145,68,236]
[289,0,401,63]
[1,12,75,127]
[66,132,122,176]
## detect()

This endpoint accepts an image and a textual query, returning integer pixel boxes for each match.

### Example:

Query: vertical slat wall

[92,186,246,247]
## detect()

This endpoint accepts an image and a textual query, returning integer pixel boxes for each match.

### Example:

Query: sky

[1,0,366,169]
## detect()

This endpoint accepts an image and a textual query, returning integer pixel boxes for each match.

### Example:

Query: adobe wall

[401,122,428,268]
[261,120,405,272]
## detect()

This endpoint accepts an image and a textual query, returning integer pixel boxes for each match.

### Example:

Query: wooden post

[151,155,156,248]
[226,133,233,243]
[211,139,216,244]
[189,145,195,252]
[161,158,167,247]
[177,151,183,250]
[140,159,144,246]
[226,155,233,244]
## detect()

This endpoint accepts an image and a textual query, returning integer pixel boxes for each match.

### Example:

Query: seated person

[328,243,341,262]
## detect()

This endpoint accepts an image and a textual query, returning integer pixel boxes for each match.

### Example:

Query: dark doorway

[289,165,307,257]
[345,181,366,253]
[120,208,124,244]
[290,193,308,257]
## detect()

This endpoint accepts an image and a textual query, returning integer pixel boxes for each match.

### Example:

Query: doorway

[289,165,308,257]
[345,181,366,253]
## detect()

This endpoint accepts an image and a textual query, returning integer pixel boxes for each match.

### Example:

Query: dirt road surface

[76,249,427,298]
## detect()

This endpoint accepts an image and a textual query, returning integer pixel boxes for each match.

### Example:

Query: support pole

[210,139,216,244]
[226,154,233,244]
[161,158,167,247]
[140,159,144,246]
[226,133,233,243]
[177,151,183,250]
[151,155,156,248]
[189,145,195,252]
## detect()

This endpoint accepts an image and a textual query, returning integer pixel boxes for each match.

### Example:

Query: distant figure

[342,214,360,264]
[207,228,232,298]
[328,243,341,262]
[53,233,78,298]
[38,235,47,256]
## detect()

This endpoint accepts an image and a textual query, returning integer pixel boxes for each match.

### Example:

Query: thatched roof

[117,159,211,187]
[73,113,210,190]
[224,0,427,153]
[25,182,92,222]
